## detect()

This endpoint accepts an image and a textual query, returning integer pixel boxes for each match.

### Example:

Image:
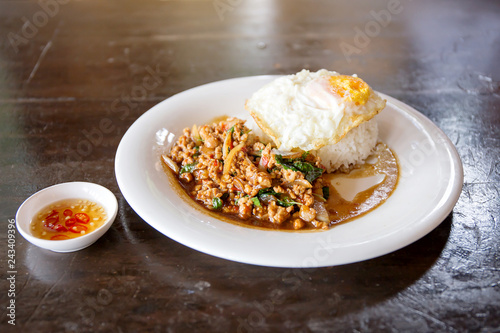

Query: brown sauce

[325,142,399,226]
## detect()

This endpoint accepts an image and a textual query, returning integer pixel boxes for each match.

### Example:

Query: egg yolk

[328,75,370,105]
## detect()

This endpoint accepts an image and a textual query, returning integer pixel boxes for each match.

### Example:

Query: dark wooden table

[1,0,499,332]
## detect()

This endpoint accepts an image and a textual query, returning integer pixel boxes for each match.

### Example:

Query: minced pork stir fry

[163,117,331,230]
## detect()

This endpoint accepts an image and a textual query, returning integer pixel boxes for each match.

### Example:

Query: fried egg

[245,69,386,151]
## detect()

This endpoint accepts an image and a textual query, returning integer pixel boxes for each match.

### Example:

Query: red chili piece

[65,217,76,227]
[69,225,88,233]
[46,210,59,219]
[63,209,73,217]
[53,224,68,232]
[45,215,59,224]
[74,213,90,224]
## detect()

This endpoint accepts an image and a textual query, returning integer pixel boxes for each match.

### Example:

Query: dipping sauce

[30,199,107,240]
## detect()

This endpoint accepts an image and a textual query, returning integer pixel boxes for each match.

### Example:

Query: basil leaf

[275,155,324,183]
[313,193,327,202]
[276,196,301,207]
[274,155,299,171]
[292,161,324,183]
[257,187,302,207]
[234,194,248,205]
[250,197,262,208]
[179,162,197,174]
[257,188,279,197]
[322,186,330,200]
[212,197,222,210]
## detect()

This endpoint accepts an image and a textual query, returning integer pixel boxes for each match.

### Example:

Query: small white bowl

[16,182,118,252]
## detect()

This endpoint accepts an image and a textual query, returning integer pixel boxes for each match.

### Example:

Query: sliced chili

[63,209,73,216]
[45,215,59,225]
[74,213,90,224]
[65,217,76,227]
[53,224,68,232]
[46,210,59,219]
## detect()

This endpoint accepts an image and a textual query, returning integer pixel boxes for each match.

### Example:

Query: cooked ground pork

[165,117,330,230]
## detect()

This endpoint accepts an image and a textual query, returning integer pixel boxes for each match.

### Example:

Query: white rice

[243,114,378,173]
[317,118,378,172]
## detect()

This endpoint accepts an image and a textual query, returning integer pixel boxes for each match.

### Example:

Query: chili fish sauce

[30,199,107,240]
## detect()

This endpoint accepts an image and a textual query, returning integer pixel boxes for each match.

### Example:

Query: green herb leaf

[275,155,324,183]
[212,197,222,210]
[250,197,262,208]
[292,161,324,183]
[234,194,248,205]
[322,186,330,200]
[313,193,326,202]
[257,188,279,197]
[179,162,197,174]
[276,196,302,207]
[257,187,302,207]
[275,155,299,171]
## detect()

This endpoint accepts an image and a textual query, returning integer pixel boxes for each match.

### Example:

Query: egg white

[245,69,386,151]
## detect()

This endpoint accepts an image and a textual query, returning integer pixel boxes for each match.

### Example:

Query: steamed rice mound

[317,118,378,172]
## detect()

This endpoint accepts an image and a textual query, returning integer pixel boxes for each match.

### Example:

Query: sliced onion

[223,142,245,175]
[162,155,179,174]
[191,124,202,143]
[283,179,313,189]
[293,179,312,188]
[200,145,215,156]
[313,201,329,223]
[259,193,275,204]
[232,177,244,192]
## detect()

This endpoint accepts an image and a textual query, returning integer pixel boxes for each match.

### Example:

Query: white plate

[115,76,463,268]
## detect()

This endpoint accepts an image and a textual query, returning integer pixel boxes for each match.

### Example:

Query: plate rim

[115,75,464,268]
